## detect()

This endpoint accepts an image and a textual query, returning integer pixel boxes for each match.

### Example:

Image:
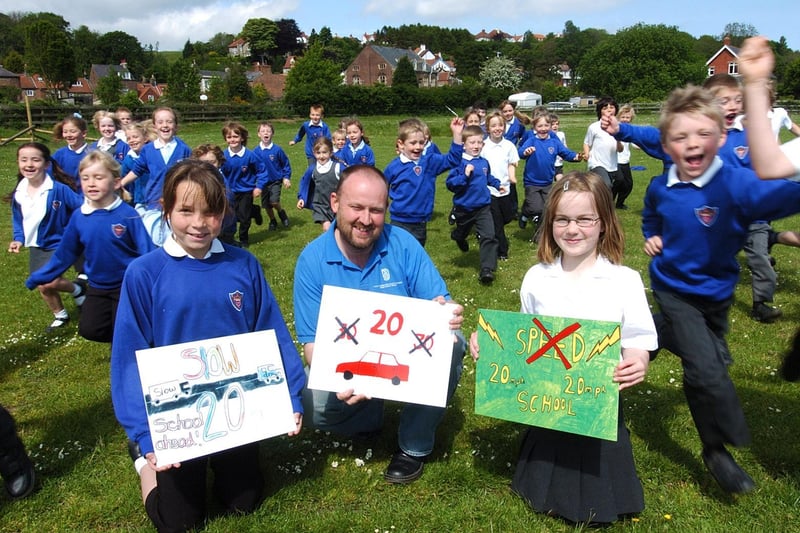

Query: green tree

[275,19,302,55]
[166,59,200,102]
[720,22,758,46]
[284,43,342,110]
[392,56,418,87]
[95,71,123,105]
[479,55,523,91]
[781,56,800,99]
[241,18,278,63]
[208,32,236,56]
[577,24,705,102]
[226,63,252,101]
[556,21,608,83]
[2,50,25,74]
[72,25,100,76]
[24,20,75,99]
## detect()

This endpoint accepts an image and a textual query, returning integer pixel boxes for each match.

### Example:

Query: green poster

[474,309,620,441]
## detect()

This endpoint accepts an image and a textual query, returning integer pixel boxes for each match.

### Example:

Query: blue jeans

[303,331,465,457]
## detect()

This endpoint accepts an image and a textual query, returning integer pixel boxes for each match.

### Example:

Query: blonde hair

[537,171,624,265]
[397,117,426,141]
[618,104,636,119]
[658,85,723,144]
[78,149,121,178]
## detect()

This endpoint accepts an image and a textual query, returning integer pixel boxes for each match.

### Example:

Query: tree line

[1,12,799,110]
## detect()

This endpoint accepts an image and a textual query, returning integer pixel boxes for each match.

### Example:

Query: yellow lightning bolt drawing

[478,312,504,349]
[587,325,621,362]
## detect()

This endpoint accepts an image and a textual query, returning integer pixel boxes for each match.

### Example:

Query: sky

[7,0,799,52]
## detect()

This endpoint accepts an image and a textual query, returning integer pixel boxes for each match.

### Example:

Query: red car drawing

[336,351,410,385]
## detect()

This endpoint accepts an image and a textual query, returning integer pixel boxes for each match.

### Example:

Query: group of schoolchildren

[4,43,800,530]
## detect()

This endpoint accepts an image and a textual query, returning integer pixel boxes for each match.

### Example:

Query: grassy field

[0,112,799,532]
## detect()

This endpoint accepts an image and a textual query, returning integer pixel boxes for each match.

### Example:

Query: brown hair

[537,171,624,265]
[221,121,249,146]
[162,159,229,221]
[52,115,88,141]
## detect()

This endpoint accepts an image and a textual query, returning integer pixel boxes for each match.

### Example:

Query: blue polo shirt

[293,221,450,344]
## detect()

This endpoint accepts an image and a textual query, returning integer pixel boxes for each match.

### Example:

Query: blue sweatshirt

[642,157,800,301]
[11,177,82,249]
[383,142,463,224]
[52,145,88,190]
[341,141,376,167]
[293,121,331,158]
[446,155,501,210]
[518,134,578,187]
[253,143,292,188]
[222,147,261,193]
[90,138,130,165]
[130,137,193,209]
[110,245,306,457]
[503,118,526,145]
[26,199,154,290]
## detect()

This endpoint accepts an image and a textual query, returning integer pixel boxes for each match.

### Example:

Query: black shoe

[518,216,528,229]
[278,209,290,227]
[751,302,782,323]
[384,451,425,484]
[45,316,70,333]
[498,255,508,261]
[72,277,87,308]
[702,446,755,494]
[448,209,456,225]
[2,454,35,500]
[780,327,800,381]
[616,204,628,210]
[268,220,278,231]
[252,207,263,226]
[479,268,495,284]
[451,231,468,252]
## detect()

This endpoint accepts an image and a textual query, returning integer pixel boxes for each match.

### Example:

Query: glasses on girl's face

[552,216,600,228]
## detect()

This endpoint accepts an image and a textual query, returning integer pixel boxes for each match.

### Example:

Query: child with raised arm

[447,125,502,284]
[517,112,581,240]
[8,143,85,332]
[253,121,292,230]
[470,171,655,525]
[383,116,464,246]
[482,112,519,260]
[296,137,342,232]
[643,85,800,494]
[582,97,622,189]
[289,104,331,167]
[111,159,305,533]
[740,35,800,380]
[26,151,153,342]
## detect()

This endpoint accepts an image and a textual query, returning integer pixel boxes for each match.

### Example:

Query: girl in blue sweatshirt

[8,142,84,332]
[26,151,153,342]
[111,159,305,532]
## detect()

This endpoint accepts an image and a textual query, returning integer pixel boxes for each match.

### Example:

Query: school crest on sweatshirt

[695,205,719,227]
[111,223,127,238]
[229,290,244,311]
[51,200,62,210]
[734,146,749,159]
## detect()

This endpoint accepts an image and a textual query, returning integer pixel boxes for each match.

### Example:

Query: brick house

[246,64,286,99]
[344,44,457,87]
[228,37,251,58]
[705,36,740,77]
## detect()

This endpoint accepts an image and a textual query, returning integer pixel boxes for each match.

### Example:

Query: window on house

[377,74,387,84]
[728,61,738,75]
[352,75,361,85]
[26,89,34,96]
[352,65,360,71]
[708,65,716,76]
[74,81,82,87]
[148,95,154,102]
[378,63,386,70]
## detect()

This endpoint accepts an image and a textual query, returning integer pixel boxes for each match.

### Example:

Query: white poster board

[307,285,455,407]
[135,330,297,466]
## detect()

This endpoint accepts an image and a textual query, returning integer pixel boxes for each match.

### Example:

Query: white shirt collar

[154,137,176,150]
[399,154,418,164]
[259,142,273,150]
[163,234,225,259]
[70,143,88,154]
[80,195,122,214]
[666,156,722,188]
[317,160,333,172]
[228,146,246,157]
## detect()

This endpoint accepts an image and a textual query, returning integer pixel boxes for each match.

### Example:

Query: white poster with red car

[135,330,297,466]
[307,285,458,407]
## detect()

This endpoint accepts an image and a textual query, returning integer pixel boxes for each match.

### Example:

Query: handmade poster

[307,285,456,407]
[475,309,620,441]
[135,330,297,466]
